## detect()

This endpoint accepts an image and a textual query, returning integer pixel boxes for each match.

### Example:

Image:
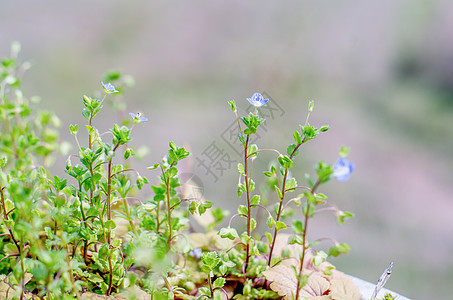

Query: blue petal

[129,112,137,119]
[333,158,355,182]
[252,93,263,102]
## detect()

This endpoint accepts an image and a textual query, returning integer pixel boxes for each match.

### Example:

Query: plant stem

[106,142,120,296]
[122,197,137,236]
[243,135,252,273]
[166,176,172,252]
[295,179,320,300]
[268,142,303,266]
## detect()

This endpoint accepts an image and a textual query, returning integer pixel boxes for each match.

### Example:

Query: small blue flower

[129,112,148,123]
[333,158,355,182]
[101,81,119,94]
[247,93,269,107]
[189,248,203,259]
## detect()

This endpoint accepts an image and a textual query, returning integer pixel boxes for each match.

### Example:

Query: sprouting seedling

[372,261,393,298]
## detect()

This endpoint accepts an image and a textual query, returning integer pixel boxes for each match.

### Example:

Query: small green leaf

[111,239,121,248]
[247,144,258,158]
[308,100,314,113]
[328,243,350,257]
[293,130,303,144]
[339,146,351,158]
[312,251,328,267]
[335,211,355,225]
[237,163,245,175]
[148,163,160,170]
[70,124,78,136]
[105,220,116,230]
[320,125,330,132]
[287,143,298,156]
[213,277,226,289]
[250,218,257,231]
[263,171,272,177]
[274,186,283,199]
[250,195,260,206]
[237,205,248,215]
[285,177,297,191]
[81,108,90,120]
[275,221,287,231]
[228,100,237,112]
[292,220,304,234]
[218,227,239,240]
[266,216,275,228]
[0,157,7,168]
[278,155,293,169]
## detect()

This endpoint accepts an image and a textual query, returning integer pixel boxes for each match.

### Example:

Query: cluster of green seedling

[0,44,364,300]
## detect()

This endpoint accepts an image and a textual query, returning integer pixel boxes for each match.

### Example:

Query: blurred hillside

[1,1,453,299]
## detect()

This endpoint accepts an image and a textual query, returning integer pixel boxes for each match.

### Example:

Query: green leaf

[198,201,213,215]
[237,183,246,197]
[288,234,304,245]
[250,218,257,231]
[302,125,317,140]
[111,239,122,248]
[218,227,239,240]
[293,130,303,144]
[70,124,78,136]
[312,251,328,267]
[328,243,350,257]
[237,205,248,215]
[275,221,287,231]
[0,157,7,168]
[237,163,245,175]
[292,220,304,234]
[247,144,258,158]
[274,185,283,199]
[287,143,298,156]
[308,100,314,113]
[266,216,275,228]
[81,108,90,120]
[228,100,237,112]
[124,148,135,160]
[320,125,330,132]
[148,163,160,170]
[250,195,260,206]
[339,146,351,158]
[105,220,116,230]
[335,211,355,225]
[88,274,105,283]
[213,277,226,289]
[278,155,293,169]
[285,177,297,191]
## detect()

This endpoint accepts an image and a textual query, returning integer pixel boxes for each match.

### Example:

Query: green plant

[0,44,397,300]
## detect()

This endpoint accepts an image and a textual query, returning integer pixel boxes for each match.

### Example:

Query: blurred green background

[1,1,453,299]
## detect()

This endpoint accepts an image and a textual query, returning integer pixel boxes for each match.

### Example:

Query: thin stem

[106,142,120,296]
[295,179,320,300]
[243,134,252,273]
[165,172,172,252]
[122,197,137,236]
[246,148,282,159]
[227,213,247,228]
[268,141,305,265]
[66,250,81,300]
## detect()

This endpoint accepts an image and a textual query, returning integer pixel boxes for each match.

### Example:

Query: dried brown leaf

[263,264,298,299]
[264,261,362,300]
[329,277,361,300]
